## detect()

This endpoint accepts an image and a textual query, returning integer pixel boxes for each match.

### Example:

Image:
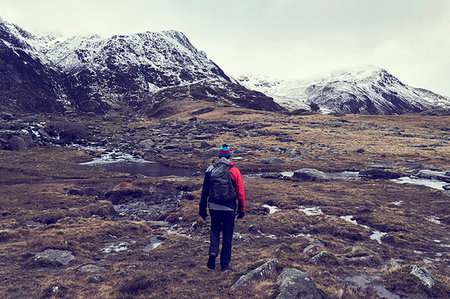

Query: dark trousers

[209,209,235,267]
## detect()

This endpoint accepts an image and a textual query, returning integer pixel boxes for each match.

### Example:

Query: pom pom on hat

[218,144,231,158]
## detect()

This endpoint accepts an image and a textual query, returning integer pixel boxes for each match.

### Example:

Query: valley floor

[0,104,449,298]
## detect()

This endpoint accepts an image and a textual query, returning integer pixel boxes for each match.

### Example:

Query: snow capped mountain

[237,66,450,115]
[2,18,277,114]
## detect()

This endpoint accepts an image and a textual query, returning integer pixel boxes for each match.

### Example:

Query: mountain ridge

[237,66,450,115]
[0,18,280,114]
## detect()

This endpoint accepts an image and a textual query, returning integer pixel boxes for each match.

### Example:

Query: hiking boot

[221,264,231,271]
[207,254,216,269]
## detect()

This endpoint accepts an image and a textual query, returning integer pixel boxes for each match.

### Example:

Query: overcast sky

[1,0,450,96]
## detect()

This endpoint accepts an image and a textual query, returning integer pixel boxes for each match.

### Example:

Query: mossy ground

[1,105,449,298]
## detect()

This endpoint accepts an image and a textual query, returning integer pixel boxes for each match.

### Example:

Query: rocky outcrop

[231,258,278,290]
[292,168,328,182]
[276,268,323,299]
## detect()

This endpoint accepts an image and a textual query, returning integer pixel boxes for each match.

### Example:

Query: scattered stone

[139,139,155,150]
[78,264,106,273]
[143,236,162,252]
[303,244,317,254]
[233,232,251,244]
[292,168,328,182]
[88,275,103,283]
[355,148,365,153]
[231,258,278,290]
[25,220,44,228]
[276,268,323,299]
[8,136,27,151]
[410,265,435,289]
[34,249,75,265]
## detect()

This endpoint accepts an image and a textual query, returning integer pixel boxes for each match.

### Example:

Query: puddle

[339,215,387,244]
[75,144,197,177]
[262,204,279,214]
[299,206,323,216]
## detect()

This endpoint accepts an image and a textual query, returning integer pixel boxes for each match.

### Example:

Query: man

[199,144,245,271]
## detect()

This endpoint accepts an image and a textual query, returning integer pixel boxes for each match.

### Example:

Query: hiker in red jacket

[199,144,245,271]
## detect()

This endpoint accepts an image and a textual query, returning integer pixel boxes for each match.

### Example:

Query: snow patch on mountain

[237,66,450,114]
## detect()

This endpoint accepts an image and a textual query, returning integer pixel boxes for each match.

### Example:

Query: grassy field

[1,105,449,298]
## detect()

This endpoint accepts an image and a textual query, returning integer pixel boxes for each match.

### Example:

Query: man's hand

[199,210,208,220]
[236,211,245,219]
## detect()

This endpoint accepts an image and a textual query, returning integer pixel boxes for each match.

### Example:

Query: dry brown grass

[0,108,449,298]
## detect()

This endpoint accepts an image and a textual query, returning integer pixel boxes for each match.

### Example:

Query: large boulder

[359,169,402,180]
[292,168,328,182]
[8,136,27,151]
[231,258,278,290]
[276,268,323,299]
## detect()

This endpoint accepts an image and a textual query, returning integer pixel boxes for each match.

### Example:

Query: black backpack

[209,163,236,203]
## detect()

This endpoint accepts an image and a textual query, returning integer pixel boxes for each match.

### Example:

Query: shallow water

[391,177,448,191]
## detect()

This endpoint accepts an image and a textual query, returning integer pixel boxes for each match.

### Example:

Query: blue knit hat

[218,144,231,158]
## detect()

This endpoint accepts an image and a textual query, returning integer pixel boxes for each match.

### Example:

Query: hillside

[0,18,279,114]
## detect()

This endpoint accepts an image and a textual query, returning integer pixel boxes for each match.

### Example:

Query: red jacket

[199,159,245,213]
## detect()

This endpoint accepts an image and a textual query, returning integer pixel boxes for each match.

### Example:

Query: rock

[303,244,317,254]
[416,170,450,183]
[410,265,435,288]
[292,168,328,182]
[201,148,218,158]
[143,236,162,252]
[0,112,14,121]
[276,268,323,299]
[78,264,106,273]
[179,142,194,151]
[261,157,285,164]
[8,136,27,151]
[231,258,278,290]
[233,232,251,244]
[359,169,402,180]
[25,220,44,228]
[139,139,155,150]
[261,172,283,179]
[34,249,75,265]
[309,251,340,266]
[68,188,84,196]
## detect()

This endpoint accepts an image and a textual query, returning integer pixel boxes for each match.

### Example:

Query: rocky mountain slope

[0,18,280,114]
[237,67,450,115]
